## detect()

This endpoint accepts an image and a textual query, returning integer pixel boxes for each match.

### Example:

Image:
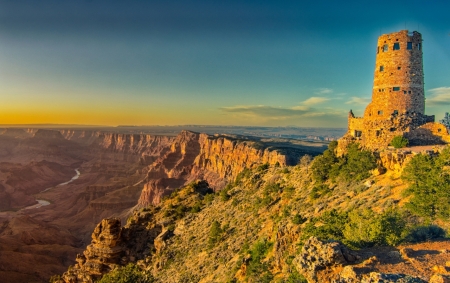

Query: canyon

[0,127,326,283]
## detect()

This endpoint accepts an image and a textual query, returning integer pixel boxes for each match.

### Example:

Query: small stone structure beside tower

[338,30,450,153]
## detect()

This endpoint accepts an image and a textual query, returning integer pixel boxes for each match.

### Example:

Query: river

[22,168,81,210]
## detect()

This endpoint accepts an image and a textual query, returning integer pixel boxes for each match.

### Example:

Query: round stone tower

[338,29,449,153]
[364,30,424,119]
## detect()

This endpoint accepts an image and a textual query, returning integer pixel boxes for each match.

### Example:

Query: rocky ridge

[58,149,450,283]
[0,128,326,283]
[137,130,314,206]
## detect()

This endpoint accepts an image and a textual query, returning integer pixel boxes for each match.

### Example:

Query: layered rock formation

[62,214,162,283]
[63,218,124,282]
[138,131,301,206]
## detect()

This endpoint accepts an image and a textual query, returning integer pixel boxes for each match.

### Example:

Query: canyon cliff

[138,130,309,206]
[0,127,324,283]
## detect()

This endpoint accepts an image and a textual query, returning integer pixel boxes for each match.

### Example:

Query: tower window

[393,87,401,91]
[378,110,383,115]
[393,110,398,115]
[407,42,413,50]
[354,130,362,138]
[383,44,388,52]
[417,43,421,50]
[376,130,381,137]
[393,43,400,50]
[380,66,384,72]
[397,66,401,70]
[404,91,407,94]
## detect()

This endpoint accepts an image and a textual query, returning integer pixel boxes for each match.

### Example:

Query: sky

[0,0,449,127]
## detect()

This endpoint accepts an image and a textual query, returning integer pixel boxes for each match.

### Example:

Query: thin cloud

[302,97,330,106]
[346,96,371,105]
[220,104,347,121]
[315,88,333,95]
[427,87,450,106]
[220,105,310,118]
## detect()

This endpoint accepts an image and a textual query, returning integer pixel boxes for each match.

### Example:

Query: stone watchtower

[339,30,449,152]
[365,30,424,120]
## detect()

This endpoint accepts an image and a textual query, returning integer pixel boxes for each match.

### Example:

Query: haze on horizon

[1,0,449,127]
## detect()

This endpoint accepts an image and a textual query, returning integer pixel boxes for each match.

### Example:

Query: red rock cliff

[138,131,289,206]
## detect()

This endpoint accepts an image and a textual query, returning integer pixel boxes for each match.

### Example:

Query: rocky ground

[58,155,450,283]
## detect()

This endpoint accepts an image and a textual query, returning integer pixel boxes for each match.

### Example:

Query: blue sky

[0,0,449,127]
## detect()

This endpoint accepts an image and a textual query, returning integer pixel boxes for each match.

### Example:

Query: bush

[203,193,215,205]
[391,136,409,148]
[246,239,274,282]
[292,213,306,225]
[283,186,295,198]
[301,209,348,243]
[338,143,377,181]
[234,168,252,185]
[190,202,201,213]
[285,270,308,283]
[402,147,450,220]
[311,142,376,184]
[220,184,232,201]
[343,208,406,248]
[405,225,446,243]
[98,263,154,283]
[257,163,270,172]
[208,220,222,248]
[302,208,409,248]
[309,184,330,200]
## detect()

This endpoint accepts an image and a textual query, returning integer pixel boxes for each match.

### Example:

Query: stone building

[338,30,450,153]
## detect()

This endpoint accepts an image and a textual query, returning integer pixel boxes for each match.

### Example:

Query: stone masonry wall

[364,30,424,120]
[340,30,450,152]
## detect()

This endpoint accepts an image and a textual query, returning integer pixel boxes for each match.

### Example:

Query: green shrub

[402,147,450,220]
[301,209,348,243]
[257,163,270,172]
[292,214,306,225]
[190,202,201,213]
[302,208,408,248]
[405,225,446,243]
[234,168,252,185]
[343,208,406,248]
[338,143,377,181]
[309,184,330,200]
[220,184,232,201]
[391,136,409,148]
[245,239,274,281]
[283,186,295,198]
[174,205,187,219]
[285,270,308,283]
[311,143,338,182]
[310,142,376,184]
[203,193,215,205]
[98,263,154,283]
[208,220,222,248]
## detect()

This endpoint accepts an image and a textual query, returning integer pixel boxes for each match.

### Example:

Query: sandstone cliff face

[193,133,287,181]
[62,214,162,283]
[60,130,101,146]
[93,133,174,164]
[138,131,292,206]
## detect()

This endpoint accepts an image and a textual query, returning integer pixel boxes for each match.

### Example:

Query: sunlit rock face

[138,130,291,206]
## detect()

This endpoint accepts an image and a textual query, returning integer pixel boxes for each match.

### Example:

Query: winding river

[22,168,81,210]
